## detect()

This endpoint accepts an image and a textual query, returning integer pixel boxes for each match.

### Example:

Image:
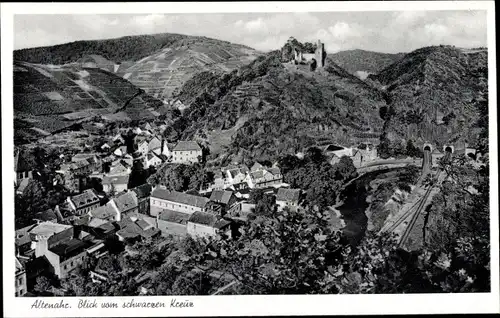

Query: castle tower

[315,40,326,68]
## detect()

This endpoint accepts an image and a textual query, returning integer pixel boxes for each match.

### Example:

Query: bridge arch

[443,145,454,153]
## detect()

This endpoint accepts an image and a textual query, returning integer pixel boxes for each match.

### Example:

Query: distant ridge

[329,49,405,76]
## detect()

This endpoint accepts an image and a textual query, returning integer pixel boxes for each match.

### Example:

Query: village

[15,117,371,297]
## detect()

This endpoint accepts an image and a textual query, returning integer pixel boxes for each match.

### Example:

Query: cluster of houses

[15,176,308,296]
[203,162,287,195]
[50,129,202,195]
[325,143,378,168]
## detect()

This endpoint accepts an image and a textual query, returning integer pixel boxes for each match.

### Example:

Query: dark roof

[131,184,152,199]
[268,167,281,176]
[15,224,37,247]
[251,171,264,179]
[102,175,130,185]
[73,214,91,226]
[188,211,231,229]
[90,205,117,220]
[113,192,138,212]
[210,190,234,205]
[49,239,90,261]
[173,141,202,152]
[16,178,32,193]
[276,188,301,202]
[116,218,159,239]
[96,222,115,233]
[69,189,99,209]
[151,187,209,209]
[158,209,191,224]
[251,162,264,172]
[34,209,57,222]
[15,149,36,172]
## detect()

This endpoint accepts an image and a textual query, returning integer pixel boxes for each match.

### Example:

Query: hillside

[13,33,189,65]
[168,50,387,163]
[368,45,488,151]
[13,61,166,144]
[329,49,405,78]
[118,37,261,100]
[14,34,262,102]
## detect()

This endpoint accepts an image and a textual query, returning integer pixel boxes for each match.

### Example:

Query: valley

[12,28,491,298]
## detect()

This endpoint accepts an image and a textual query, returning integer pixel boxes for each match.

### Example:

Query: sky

[14,11,487,53]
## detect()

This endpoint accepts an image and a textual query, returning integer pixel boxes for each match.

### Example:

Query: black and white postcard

[2,1,498,317]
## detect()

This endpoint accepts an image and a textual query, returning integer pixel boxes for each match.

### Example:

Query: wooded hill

[369,45,488,155]
[168,49,388,163]
[329,49,405,76]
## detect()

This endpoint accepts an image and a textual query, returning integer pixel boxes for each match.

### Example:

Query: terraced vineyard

[13,61,165,144]
[117,38,261,101]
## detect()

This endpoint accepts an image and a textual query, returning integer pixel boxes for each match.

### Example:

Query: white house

[150,186,209,216]
[145,152,163,169]
[171,141,202,164]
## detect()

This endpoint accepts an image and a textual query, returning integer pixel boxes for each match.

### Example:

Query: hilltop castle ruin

[282,38,327,70]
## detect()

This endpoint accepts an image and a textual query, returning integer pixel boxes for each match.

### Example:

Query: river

[337,168,408,246]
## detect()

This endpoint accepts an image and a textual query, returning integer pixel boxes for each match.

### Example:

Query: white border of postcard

[2,1,498,317]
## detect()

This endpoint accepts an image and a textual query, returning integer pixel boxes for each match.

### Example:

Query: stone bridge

[357,158,422,174]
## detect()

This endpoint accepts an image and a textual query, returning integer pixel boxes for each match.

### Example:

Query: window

[64,265,67,270]
[19,277,23,285]
[20,289,24,295]
[71,261,74,267]
[25,171,29,178]
[15,292,18,297]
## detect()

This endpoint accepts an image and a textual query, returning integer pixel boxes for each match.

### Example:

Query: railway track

[381,150,450,248]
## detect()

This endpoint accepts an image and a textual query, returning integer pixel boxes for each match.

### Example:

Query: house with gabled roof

[276,188,301,212]
[16,257,27,296]
[248,165,283,189]
[15,224,37,257]
[226,201,256,222]
[156,209,190,237]
[115,216,160,243]
[131,183,152,215]
[109,191,139,219]
[150,186,209,216]
[107,161,131,177]
[33,209,58,224]
[16,178,34,196]
[102,175,130,194]
[172,141,202,164]
[28,221,102,279]
[145,152,163,169]
[147,136,162,153]
[208,190,237,216]
[187,211,231,238]
[15,149,35,185]
[66,189,100,216]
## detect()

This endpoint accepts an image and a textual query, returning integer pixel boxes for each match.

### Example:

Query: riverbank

[336,167,420,246]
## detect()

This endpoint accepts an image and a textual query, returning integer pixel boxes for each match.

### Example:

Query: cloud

[132,14,165,26]
[328,22,363,39]
[244,17,266,33]
[13,11,487,53]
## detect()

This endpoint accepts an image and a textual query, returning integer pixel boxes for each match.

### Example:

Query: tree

[170,270,214,295]
[254,193,276,216]
[34,276,53,294]
[334,156,358,182]
[187,206,346,295]
[128,161,148,189]
[406,139,422,158]
[249,188,265,204]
